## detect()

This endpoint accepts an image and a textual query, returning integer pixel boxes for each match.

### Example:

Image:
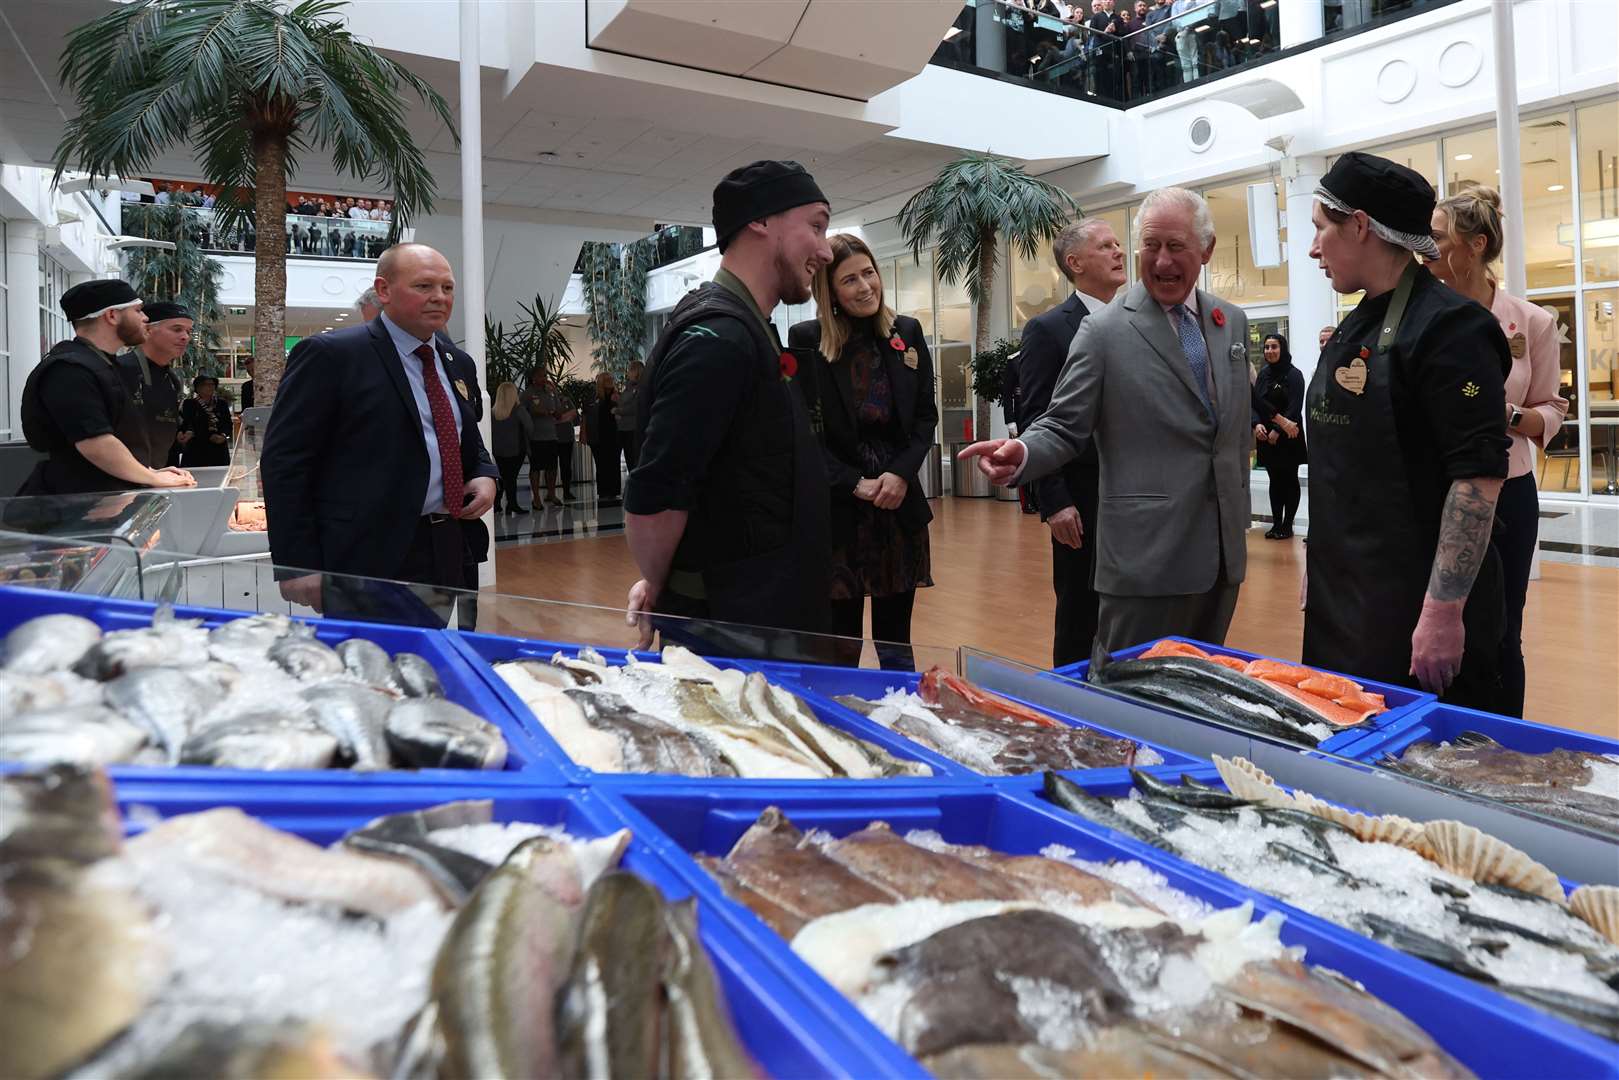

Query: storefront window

[936,270,973,414]
[893,251,935,341]
[1583,287,1618,496]
[1203,179,1288,305]
[1576,99,1619,285]
[1535,295,1580,495]
[1360,138,1440,191]
[1010,245,1064,332]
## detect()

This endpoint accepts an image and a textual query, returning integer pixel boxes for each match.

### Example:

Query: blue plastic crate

[0,585,566,783]
[746,658,1205,780]
[1358,701,1619,771]
[102,777,879,1079]
[1050,635,1432,758]
[596,782,1618,1077]
[444,629,976,786]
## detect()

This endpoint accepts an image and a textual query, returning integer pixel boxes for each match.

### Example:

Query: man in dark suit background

[264,243,497,623]
[1016,218,1126,666]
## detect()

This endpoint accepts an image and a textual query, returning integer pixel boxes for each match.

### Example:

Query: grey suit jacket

[1020,281,1251,597]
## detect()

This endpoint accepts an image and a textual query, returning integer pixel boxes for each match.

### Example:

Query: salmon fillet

[1140,640,1212,661]
[1259,679,1374,727]
[1244,659,1317,685]
[1207,655,1250,672]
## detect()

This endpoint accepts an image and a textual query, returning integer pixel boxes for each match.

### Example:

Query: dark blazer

[786,314,937,537]
[262,316,498,581]
[1017,292,1097,518]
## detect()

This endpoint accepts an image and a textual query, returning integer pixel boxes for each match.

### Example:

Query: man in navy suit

[1017,218,1126,666]
[263,243,497,623]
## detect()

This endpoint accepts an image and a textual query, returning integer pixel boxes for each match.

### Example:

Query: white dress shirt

[381,312,464,515]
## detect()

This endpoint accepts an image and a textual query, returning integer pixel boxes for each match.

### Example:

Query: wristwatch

[1508,405,1524,429]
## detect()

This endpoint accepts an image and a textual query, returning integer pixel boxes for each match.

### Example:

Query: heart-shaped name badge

[1335,357,1368,396]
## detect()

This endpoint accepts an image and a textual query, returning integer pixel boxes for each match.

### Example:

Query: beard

[116,313,149,347]
[775,247,813,305]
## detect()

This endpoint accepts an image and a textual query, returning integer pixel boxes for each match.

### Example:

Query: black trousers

[620,431,639,472]
[494,453,524,511]
[1051,464,1100,668]
[556,439,574,496]
[830,591,918,671]
[1493,472,1539,718]
[320,516,471,629]
[1265,462,1301,528]
[591,440,621,500]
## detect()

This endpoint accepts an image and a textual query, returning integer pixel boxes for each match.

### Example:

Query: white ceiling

[0,0,970,229]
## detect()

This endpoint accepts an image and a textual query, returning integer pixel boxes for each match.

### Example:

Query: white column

[5,221,43,439]
[460,0,493,592]
[1277,0,1324,49]
[1282,155,1335,390]
[1492,0,1526,298]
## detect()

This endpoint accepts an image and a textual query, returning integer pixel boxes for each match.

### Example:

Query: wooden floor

[493,497,1619,738]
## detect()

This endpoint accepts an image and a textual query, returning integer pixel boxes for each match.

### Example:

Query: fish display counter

[600,782,1619,1078]
[449,630,975,785]
[0,586,567,784]
[741,655,1203,781]
[1023,761,1619,1050]
[0,766,866,1080]
[1051,636,1434,756]
[1353,702,1619,838]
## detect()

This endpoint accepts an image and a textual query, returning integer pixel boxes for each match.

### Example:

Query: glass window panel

[894,251,935,341]
[1443,127,1499,196]
[936,266,973,413]
[1359,138,1440,192]
[1584,287,1618,496]
[1010,244,1064,333]
[1534,294,1581,495]
[1203,179,1288,305]
[1520,115,1576,289]
[1576,99,1619,284]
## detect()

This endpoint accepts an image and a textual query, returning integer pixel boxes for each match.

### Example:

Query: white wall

[214,255,376,312]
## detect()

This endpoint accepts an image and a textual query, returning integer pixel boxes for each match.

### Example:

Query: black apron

[113,352,182,470]
[16,339,129,496]
[1303,263,1504,707]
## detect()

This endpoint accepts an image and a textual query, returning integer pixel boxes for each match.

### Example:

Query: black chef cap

[712,160,828,252]
[142,301,193,323]
[192,374,218,390]
[1315,152,1440,259]
[61,279,141,322]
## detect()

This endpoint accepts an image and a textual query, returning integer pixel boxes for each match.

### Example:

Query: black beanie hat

[142,301,193,323]
[60,279,141,321]
[1315,151,1440,258]
[712,160,829,252]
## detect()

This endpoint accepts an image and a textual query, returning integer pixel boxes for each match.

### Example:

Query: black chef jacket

[1304,264,1511,707]
[113,350,184,469]
[17,337,133,495]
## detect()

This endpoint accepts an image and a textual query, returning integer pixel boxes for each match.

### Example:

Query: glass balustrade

[121,203,393,261]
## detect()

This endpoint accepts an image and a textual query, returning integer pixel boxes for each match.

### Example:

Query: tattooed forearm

[1427,477,1504,603]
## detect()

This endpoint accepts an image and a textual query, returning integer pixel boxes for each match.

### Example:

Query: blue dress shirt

[380,311,464,515]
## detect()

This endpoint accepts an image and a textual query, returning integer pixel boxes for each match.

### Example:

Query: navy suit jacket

[1017,292,1097,517]
[262,317,497,581]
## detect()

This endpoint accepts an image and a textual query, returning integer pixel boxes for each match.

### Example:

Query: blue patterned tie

[1173,303,1213,416]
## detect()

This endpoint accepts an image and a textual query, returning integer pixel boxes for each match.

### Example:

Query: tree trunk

[251,128,290,405]
[974,227,997,440]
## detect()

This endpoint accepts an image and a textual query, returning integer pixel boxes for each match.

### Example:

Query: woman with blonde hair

[587,370,623,505]
[787,234,937,669]
[490,380,532,514]
[1430,185,1567,717]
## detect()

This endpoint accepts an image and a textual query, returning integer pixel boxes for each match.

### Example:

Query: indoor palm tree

[897,153,1080,434]
[118,203,226,386]
[52,0,455,404]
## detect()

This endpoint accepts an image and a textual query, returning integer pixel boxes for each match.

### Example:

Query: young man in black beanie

[624,160,836,657]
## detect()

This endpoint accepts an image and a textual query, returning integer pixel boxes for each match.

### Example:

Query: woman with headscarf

[1251,332,1306,539]
[1428,185,1566,718]
[1303,152,1511,710]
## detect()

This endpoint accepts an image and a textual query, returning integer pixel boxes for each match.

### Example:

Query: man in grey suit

[961,187,1251,658]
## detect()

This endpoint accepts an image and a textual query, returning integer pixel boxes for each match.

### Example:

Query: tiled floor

[1249,477,1619,569]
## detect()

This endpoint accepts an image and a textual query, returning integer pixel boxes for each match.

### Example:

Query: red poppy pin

[1211,307,1226,328]
[1508,322,1517,332]
[1359,346,1371,359]
[779,351,797,382]
[889,334,906,352]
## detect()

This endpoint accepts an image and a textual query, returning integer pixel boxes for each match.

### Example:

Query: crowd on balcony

[121,180,393,258]
[938,0,1277,101]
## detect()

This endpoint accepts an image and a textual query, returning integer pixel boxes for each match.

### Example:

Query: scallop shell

[1212,755,1295,808]
[1289,791,1431,853]
[1422,820,1565,904]
[1569,885,1619,946]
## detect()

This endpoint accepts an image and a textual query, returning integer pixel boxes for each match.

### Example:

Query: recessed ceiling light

[1547,184,1565,192]
[1454,153,1473,161]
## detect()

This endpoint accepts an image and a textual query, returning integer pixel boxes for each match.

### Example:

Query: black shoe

[1276,525,1293,539]
[1264,526,1281,539]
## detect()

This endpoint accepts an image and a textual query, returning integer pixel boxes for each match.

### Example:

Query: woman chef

[1303,152,1511,711]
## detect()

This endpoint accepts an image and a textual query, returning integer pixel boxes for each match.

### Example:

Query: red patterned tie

[413,344,463,513]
